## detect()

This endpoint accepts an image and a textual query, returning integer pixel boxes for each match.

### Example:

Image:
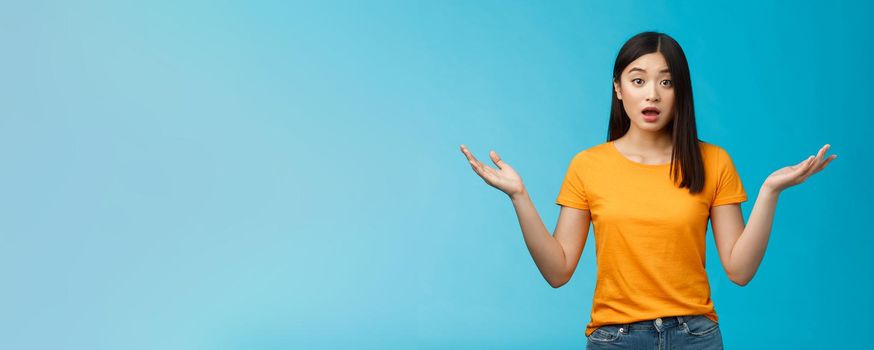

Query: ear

[613,80,622,100]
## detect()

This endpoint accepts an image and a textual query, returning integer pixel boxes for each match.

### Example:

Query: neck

[617,126,673,153]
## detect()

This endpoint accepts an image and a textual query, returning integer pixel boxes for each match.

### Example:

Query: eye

[632,78,643,85]
[662,79,673,87]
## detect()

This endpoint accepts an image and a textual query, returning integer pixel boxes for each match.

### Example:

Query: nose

[646,83,660,102]
[646,89,660,102]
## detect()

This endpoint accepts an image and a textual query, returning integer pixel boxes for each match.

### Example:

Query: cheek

[620,92,643,108]
[665,90,676,102]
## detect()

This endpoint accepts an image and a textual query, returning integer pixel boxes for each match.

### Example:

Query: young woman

[458,31,836,350]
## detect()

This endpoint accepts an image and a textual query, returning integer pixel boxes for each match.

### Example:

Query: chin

[635,120,669,132]
[636,118,663,127]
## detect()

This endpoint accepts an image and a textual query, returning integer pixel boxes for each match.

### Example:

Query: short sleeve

[555,153,589,210]
[711,147,748,207]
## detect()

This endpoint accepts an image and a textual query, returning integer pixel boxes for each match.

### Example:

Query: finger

[788,156,814,184]
[811,144,829,165]
[812,144,828,165]
[802,144,830,178]
[462,146,484,174]
[460,144,478,163]
[791,155,812,169]
[800,155,818,177]
[811,144,831,171]
[470,160,490,179]
[490,150,505,169]
[468,159,483,176]
[482,164,499,179]
[464,146,489,174]
[471,158,485,174]
[814,154,837,173]
[476,161,499,183]
[793,155,814,173]
[476,159,493,175]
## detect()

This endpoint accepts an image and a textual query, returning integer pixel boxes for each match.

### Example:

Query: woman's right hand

[459,144,525,198]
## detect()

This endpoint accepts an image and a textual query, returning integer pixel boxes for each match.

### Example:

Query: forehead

[625,53,670,75]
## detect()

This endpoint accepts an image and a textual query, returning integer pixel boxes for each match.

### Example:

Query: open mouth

[642,107,661,116]
[641,107,660,122]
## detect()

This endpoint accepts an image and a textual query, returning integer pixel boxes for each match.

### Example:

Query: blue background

[1,1,870,348]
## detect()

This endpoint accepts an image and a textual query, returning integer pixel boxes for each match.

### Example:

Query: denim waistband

[618,315,695,332]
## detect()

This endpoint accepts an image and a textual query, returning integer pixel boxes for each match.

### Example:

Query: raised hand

[763,144,837,193]
[460,144,525,198]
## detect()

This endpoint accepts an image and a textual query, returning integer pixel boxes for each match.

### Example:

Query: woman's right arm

[460,144,591,288]
[511,189,591,288]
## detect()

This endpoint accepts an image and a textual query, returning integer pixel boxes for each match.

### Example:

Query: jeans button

[655,318,663,326]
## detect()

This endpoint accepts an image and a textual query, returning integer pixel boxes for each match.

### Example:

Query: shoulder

[569,142,613,161]
[698,141,741,172]
[698,140,721,154]
[698,140,731,159]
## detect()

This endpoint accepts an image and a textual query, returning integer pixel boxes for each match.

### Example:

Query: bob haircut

[608,31,704,194]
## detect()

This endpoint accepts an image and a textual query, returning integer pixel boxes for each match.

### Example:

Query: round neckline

[609,140,672,168]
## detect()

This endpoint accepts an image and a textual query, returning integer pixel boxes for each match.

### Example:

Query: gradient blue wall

[1,1,869,348]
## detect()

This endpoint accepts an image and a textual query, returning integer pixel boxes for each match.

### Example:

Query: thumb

[490,150,506,169]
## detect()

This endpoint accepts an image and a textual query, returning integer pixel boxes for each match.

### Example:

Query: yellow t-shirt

[555,140,747,337]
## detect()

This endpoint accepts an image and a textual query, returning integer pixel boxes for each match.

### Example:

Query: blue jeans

[585,314,723,350]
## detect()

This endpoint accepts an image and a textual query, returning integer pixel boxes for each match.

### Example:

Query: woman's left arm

[711,144,837,286]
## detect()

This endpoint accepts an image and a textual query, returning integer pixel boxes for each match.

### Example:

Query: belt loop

[677,315,685,325]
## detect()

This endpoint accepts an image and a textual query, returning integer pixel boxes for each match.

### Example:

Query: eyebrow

[628,67,671,74]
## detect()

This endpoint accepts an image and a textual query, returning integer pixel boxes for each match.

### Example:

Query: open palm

[763,144,837,193]
[460,144,525,197]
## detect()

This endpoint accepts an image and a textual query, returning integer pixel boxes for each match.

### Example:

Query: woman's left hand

[762,144,837,193]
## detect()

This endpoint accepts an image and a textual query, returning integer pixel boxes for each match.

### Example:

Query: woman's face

[613,52,675,133]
